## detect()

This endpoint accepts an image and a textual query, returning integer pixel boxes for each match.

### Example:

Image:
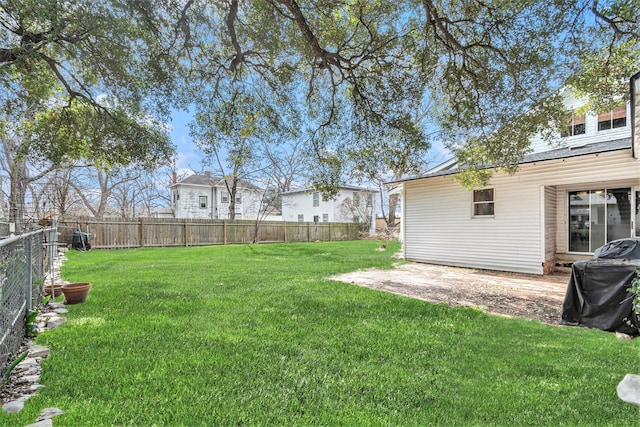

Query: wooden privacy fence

[58,218,364,249]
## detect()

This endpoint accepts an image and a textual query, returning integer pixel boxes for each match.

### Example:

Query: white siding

[544,186,557,263]
[173,184,216,219]
[282,189,376,228]
[216,188,263,220]
[173,184,263,220]
[404,148,640,274]
[282,192,325,222]
[530,101,631,153]
[404,174,543,275]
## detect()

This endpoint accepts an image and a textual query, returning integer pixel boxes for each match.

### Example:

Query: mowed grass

[3,240,639,426]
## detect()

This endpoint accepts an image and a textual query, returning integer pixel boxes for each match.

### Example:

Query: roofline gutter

[387,143,632,185]
[631,70,640,159]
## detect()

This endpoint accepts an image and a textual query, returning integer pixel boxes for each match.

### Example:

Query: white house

[281,185,377,233]
[394,82,640,275]
[170,172,265,220]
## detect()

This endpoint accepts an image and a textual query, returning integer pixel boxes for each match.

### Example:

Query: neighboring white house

[281,186,378,234]
[394,83,640,275]
[170,172,265,220]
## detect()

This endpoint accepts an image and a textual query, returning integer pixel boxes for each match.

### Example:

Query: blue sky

[168,108,452,179]
[169,109,203,172]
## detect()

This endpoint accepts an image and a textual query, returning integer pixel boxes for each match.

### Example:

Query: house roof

[391,138,632,184]
[152,207,174,214]
[283,185,378,196]
[171,174,262,191]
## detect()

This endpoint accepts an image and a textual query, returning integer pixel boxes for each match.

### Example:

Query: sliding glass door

[568,188,631,253]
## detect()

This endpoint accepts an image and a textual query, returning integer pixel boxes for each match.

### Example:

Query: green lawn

[3,240,639,426]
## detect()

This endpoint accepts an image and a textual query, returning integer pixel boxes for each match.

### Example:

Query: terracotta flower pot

[44,284,63,297]
[62,282,92,304]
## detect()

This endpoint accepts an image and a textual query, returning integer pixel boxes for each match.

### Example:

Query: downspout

[540,185,546,275]
[214,185,216,219]
[369,192,375,235]
[400,183,406,256]
[214,186,218,219]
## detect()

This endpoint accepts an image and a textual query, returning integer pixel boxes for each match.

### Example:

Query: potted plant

[44,283,63,297]
[61,282,92,304]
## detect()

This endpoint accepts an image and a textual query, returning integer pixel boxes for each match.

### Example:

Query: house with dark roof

[393,87,640,275]
[170,172,268,220]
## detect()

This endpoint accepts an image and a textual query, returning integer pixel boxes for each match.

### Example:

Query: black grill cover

[593,238,640,260]
[561,239,640,334]
[72,231,91,250]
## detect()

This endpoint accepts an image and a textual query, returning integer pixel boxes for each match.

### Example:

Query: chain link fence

[0,228,58,380]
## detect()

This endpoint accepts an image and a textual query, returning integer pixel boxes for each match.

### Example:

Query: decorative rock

[18,358,39,369]
[53,307,68,314]
[617,374,640,406]
[15,366,38,377]
[48,302,66,309]
[36,407,64,421]
[28,345,49,358]
[39,312,58,319]
[18,375,40,384]
[615,332,634,340]
[46,317,67,329]
[26,419,53,427]
[2,396,28,413]
[29,384,46,391]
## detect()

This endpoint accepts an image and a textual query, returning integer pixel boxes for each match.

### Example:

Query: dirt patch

[330,262,570,325]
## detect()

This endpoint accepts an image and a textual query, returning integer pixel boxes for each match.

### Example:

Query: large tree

[4,0,639,216]
[183,0,426,196]
[0,130,54,230]
[0,0,185,159]
[0,0,183,228]
[184,0,640,189]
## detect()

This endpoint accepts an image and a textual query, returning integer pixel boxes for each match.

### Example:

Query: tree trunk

[9,159,29,233]
[388,192,399,227]
[228,178,238,220]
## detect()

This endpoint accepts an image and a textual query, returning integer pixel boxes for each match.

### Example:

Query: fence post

[184,218,188,247]
[307,222,310,242]
[25,236,33,312]
[283,222,287,243]
[329,223,332,241]
[224,220,227,245]
[46,226,57,262]
[140,217,145,248]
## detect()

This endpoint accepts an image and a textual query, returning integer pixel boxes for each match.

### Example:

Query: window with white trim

[313,192,319,207]
[473,189,494,216]
[298,214,304,223]
[560,112,586,137]
[322,213,329,222]
[598,105,626,131]
[199,196,207,209]
[353,192,360,205]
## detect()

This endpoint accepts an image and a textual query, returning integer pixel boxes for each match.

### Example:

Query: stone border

[1,250,69,425]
